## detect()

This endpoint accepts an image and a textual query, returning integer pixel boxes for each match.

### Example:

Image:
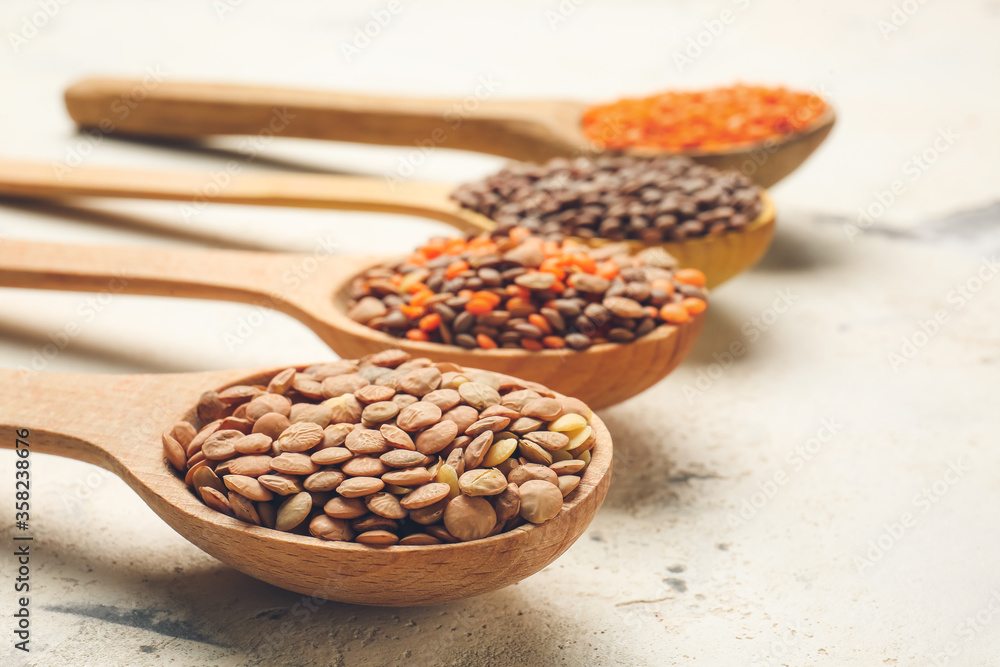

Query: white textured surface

[1,1,998,665]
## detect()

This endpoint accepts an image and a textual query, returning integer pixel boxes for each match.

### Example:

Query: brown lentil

[224,475,273,502]
[258,474,304,496]
[253,413,290,440]
[414,419,459,455]
[518,480,564,524]
[451,154,762,242]
[340,456,389,478]
[229,492,261,525]
[444,496,496,542]
[311,447,353,466]
[169,354,594,545]
[275,492,312,531]
[309,514,354,542]
[227,455,273,477]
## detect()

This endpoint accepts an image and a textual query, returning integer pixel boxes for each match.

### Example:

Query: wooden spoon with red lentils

[65,80,834,187]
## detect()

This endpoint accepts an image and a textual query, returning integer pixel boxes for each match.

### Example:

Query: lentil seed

[518,439,554,465]
[551,459,587,475]
[303,470,347,492]
[323,496,368,519]
[202,430,242,460]
[309,515,354,542]
[444,496,496,542]
[253,413,290,440]
[275,492,312,531]
[482,438,518,467]
[382,467,433,487]
[396,402,442,431]
[344,428,390,455]
[228,492,260,525]
[361,401,399,423]
[162,433,186,472]
[199,487,233,516]
[227,455,273,477]
[192,465,227,496]
[557,475,582,497]
[380,450,430,468]
[311,447,353,466]
[518,480,564,524]
[341,456,390,478]
[172,356,595,547]
[414,419,459,455]
[233,433,274,455]
[258,474,305,496]
[458,382,501,410]
[276,422,324,453]
[366,492,407,520]
[409,499,449,525]
[400,483,451,509]
[492,483,521,526]
[509,463,559,487]
[459,468,508,496]
[336,477,385,498]
[224,475,273,502]
[270,453,320,476]
[355,530,399,546]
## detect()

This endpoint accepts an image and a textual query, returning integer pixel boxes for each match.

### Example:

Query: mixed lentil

[347,230,707,351]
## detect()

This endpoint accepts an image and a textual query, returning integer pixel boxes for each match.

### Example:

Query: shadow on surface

[752,214,842,276]
[77,133,361,177]
[0,197,281,251]
[0,314,204,374]
[682,303,754,368]
[28,519,587,667]
[596,407,719,517]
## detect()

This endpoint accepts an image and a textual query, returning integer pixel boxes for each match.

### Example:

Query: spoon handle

[0,370,198,465]
[0,160,485,233]
[0,367,256,475]
[65,78,583,162]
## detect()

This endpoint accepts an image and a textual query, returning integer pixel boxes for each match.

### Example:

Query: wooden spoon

[0,159,775,288]
[64,78,835,188]
[0,240,704,409]
[0,364,612,606]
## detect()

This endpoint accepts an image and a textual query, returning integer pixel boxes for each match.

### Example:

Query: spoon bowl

[0,240,704,408]
[0,365,612,606]
[0,159,775,288]
[64,78,835,187]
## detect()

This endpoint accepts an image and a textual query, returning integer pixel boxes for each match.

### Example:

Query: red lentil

[581,84,827,152]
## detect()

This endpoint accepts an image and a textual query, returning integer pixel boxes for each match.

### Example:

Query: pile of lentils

[450,155,764,243]
[164,352,597,545]
[347,230,708,351]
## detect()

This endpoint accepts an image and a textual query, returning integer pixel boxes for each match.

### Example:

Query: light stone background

[1,1,998,665]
